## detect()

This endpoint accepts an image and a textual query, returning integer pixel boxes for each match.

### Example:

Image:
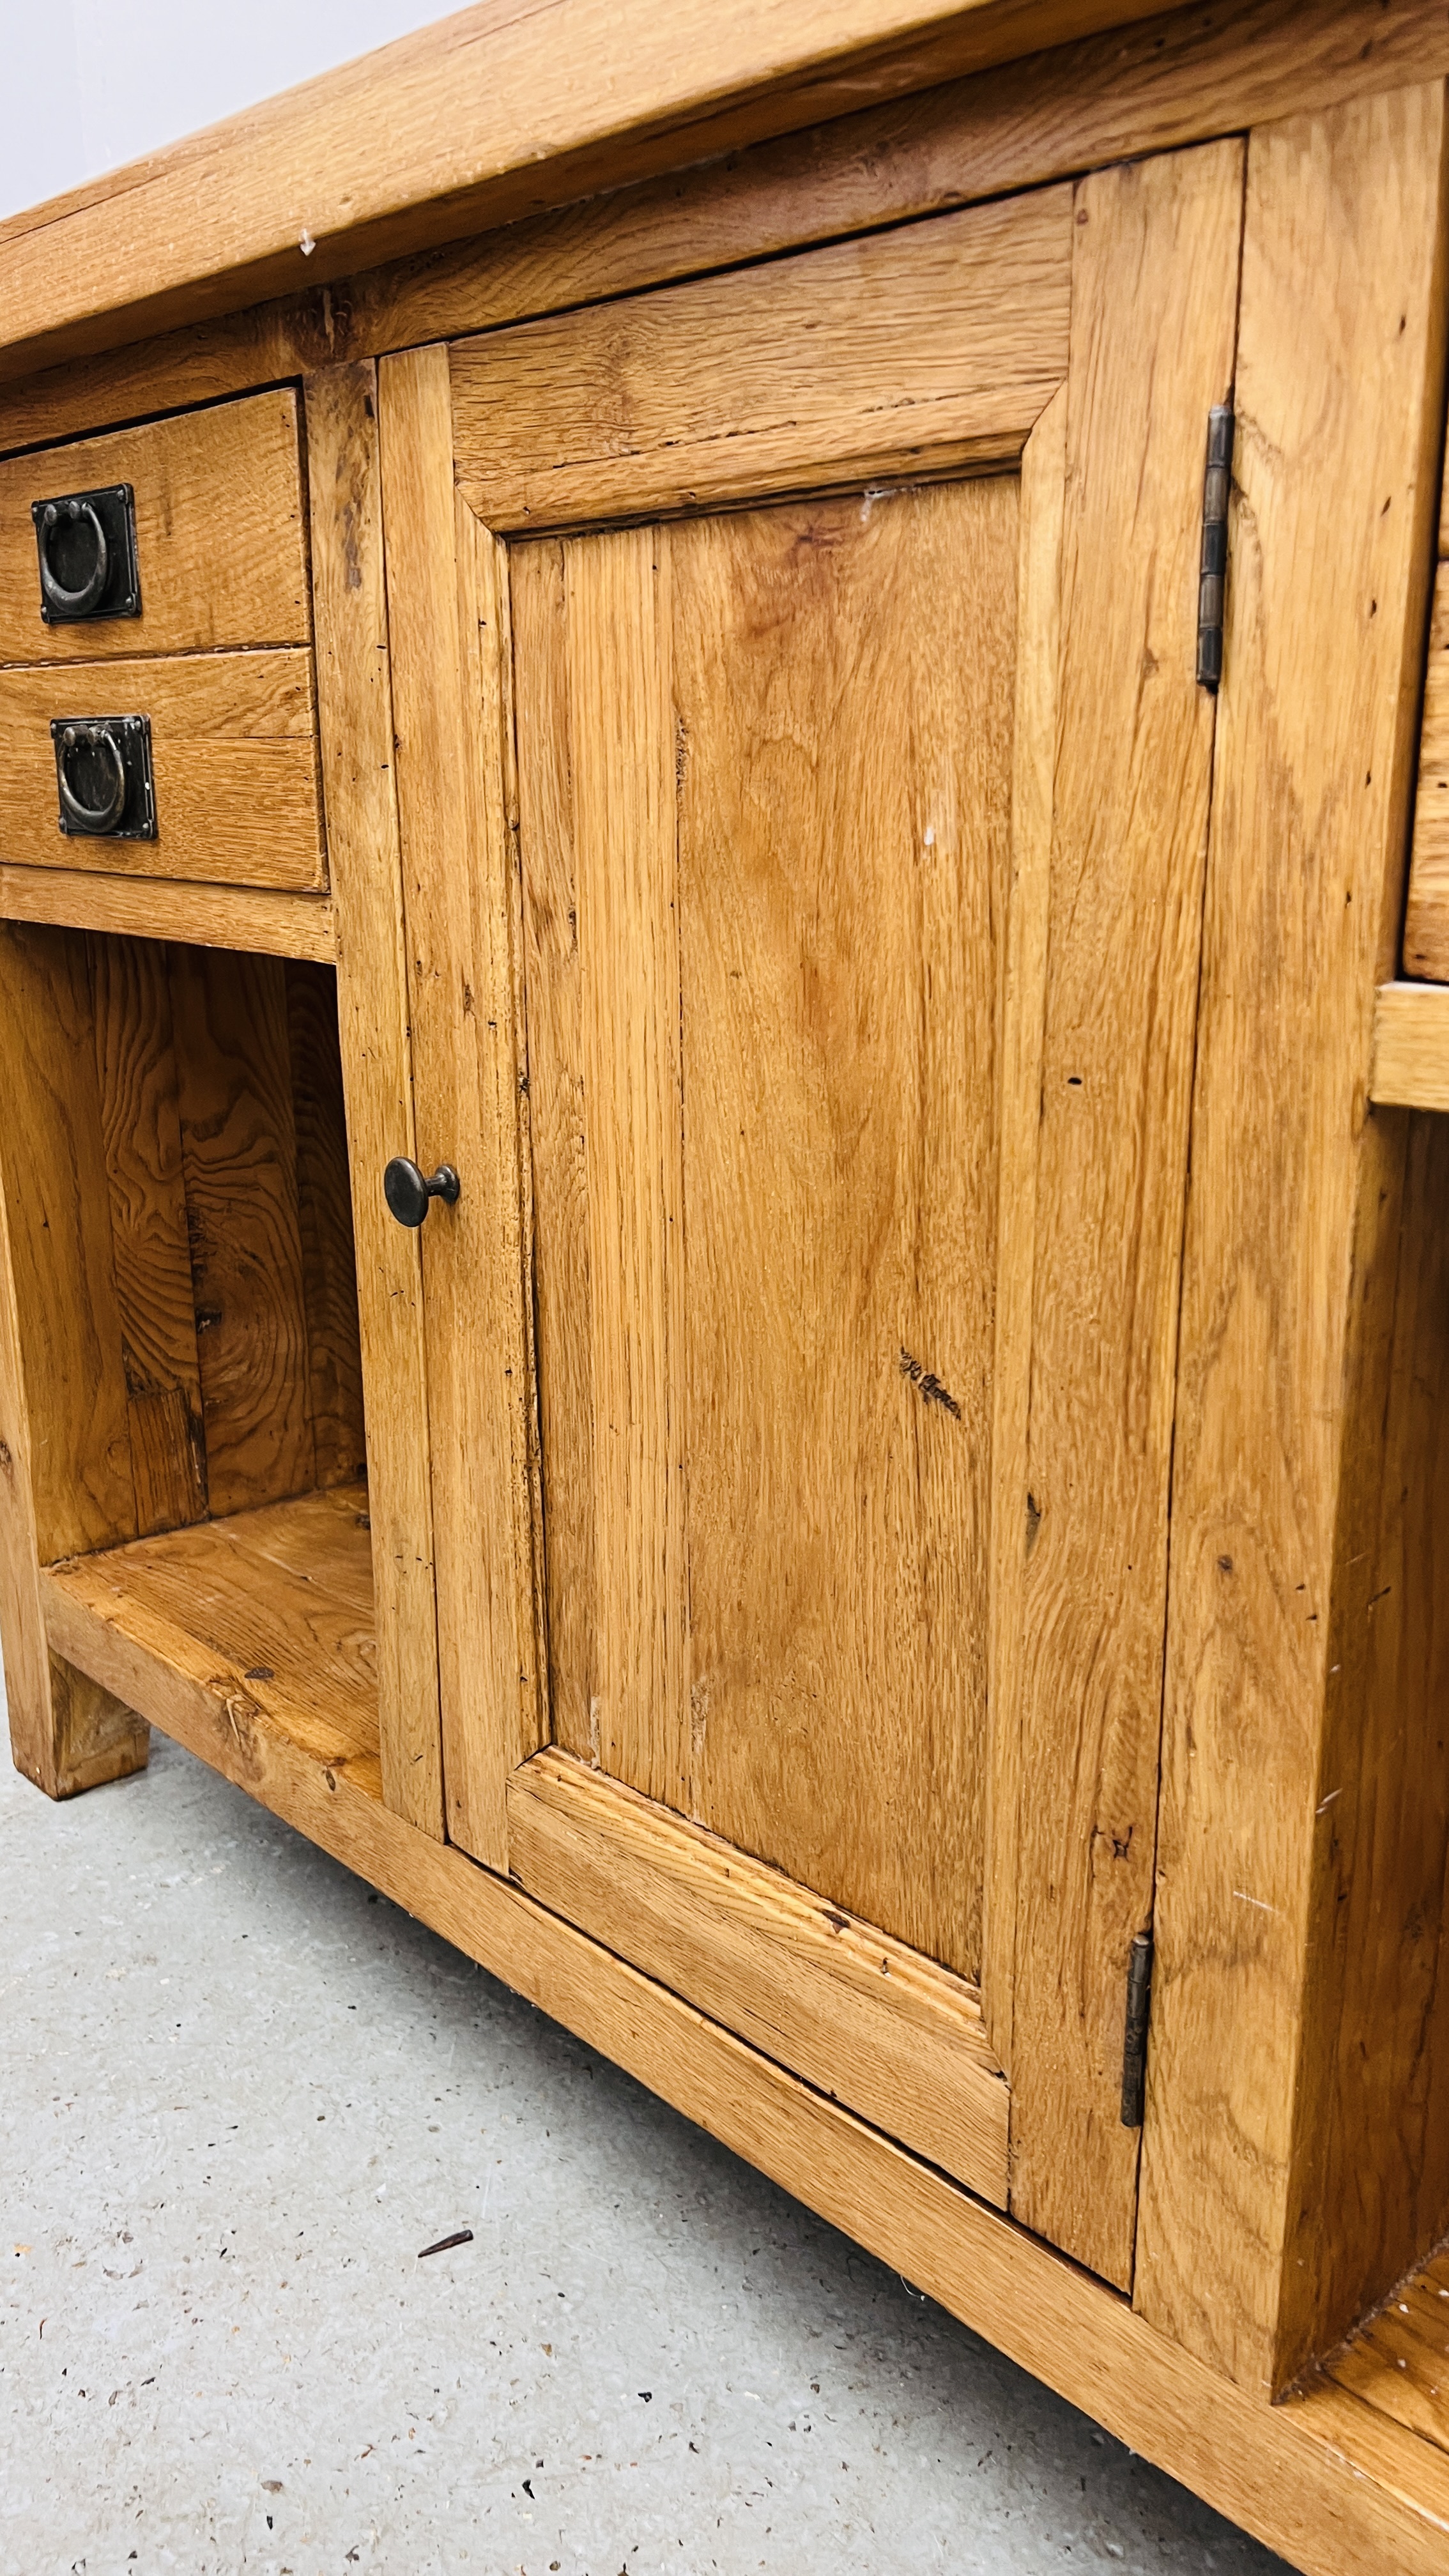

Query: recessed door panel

[519,480,1015,1976]
[382,148,1246,2267]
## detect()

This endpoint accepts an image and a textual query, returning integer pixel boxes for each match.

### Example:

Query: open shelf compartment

[43,1479,379,1791]
[0,919,378,1778]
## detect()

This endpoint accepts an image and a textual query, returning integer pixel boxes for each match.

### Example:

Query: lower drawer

[0,650,326,891]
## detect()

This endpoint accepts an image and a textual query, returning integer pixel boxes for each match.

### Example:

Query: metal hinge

[1195,402,1234,694]
[1120,1929,1154,2129]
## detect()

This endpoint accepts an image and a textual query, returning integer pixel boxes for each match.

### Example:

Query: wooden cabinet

[6,10,1449,2570]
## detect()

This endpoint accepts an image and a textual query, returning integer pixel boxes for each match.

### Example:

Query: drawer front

[0,391,310,664]
[0,652,325,891]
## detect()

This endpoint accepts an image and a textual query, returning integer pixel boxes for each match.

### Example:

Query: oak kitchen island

[4,2,1449,2565]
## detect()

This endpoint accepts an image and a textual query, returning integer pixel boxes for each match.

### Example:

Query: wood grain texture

[0,650,326,891]
[0,0,1165,386]
[0,1004,149,1798]
[378,346,540,1868]
[169,947,316,1519]
[1,0,1444,468]
[45,1649,150,1796]
[1403,564,1449,977]
[0,1078,63,1793]
[981,384,1065,2078]
[1314,1110,1449,2353]
[1006,139,1244,2288]
[567,525,687,1807]
[0,390,308,666]
[286,962,367,1491]
[0,867,334,960]
[89,933,207,1535]
[0,922,136,1562]
[510,540,597,1769]
[1138,82,1449,2393]
[1329,2242,1449,2455]
[508,1747,1009,2202]
[32,1530,1449,2576]
[1372,979,1449,1107]
[677,484,1014,1965]
[521,475,1016,1961]
[303,360,443,1837]
[47,1480,378,1777]
[451,188,1070,530]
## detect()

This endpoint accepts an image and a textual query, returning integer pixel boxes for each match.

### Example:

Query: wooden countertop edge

[1370,977,1449,1110]
[36,1554,1449,2576]
[0,0,1162,389]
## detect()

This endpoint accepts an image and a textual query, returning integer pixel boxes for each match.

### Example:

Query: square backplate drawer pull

[49,714,156,839]
[31,484,140,625]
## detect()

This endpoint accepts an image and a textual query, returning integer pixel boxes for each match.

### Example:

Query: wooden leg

[0,930,147,1802]
[9,1650,150,1800]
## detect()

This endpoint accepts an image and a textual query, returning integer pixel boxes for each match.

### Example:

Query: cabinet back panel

[169,948,317,1516]
[288,960,368,1494]
[521,474,1016,1977]
[90,931,207,1533]
[0,925,364,1560]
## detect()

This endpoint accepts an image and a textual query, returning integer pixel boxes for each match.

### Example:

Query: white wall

[0,0,450,223]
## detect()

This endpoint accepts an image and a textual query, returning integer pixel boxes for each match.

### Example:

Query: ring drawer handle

[56,721,126,833]
[50,713,156,841]
[30,482,140,627]
[383,1157,461,1227]
[38,498,110,618]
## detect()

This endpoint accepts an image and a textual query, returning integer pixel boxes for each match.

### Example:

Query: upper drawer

[0,391,310,664]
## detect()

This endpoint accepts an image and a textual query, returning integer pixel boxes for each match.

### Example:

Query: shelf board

[1327,2242,1449,2460]
[1371,979,1449,1110]
[0,864,335,962]
[41,1478,379,1795]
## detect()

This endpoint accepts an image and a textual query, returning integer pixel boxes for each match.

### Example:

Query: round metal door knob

[383,1156,461,1227]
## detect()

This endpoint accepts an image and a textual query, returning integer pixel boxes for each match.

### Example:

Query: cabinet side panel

[1305,1111,1449,2360]
[0,922,137,1562]
[1006,138,1244,2290]
[303,359,443,1839]
[1140,80,1449,2391]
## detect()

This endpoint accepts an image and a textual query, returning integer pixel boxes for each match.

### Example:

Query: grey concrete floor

[1,1714,1294,2576]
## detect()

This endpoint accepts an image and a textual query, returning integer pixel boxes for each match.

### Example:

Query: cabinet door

[380,142,1243,2286]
